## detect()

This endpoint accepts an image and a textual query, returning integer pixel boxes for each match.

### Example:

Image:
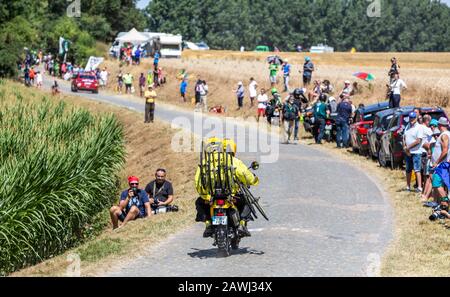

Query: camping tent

[115,28,149,45]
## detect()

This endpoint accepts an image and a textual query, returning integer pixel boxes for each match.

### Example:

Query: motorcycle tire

[216,225,230,257]
[231,232,240,250]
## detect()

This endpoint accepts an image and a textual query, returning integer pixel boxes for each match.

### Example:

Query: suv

[367,108,397,159]
[378,106,448,168]
[349,101,390,155]
[71,72,99,93]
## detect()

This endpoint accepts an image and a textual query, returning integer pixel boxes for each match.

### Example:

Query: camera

[429,206,445,221]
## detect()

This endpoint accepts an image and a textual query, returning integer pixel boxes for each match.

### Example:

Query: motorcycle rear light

[326,120,331,125]
[216,212,225,216]
[216,199,225,206]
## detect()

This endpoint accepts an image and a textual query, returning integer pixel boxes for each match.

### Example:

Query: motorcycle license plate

[325,125,332,130]
[212,216,228,225]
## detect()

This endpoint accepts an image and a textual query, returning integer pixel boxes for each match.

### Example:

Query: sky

[136,0,450,10]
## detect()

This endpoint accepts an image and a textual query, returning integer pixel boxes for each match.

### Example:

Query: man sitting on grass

[145,168,174,213]
[109,176,151,229]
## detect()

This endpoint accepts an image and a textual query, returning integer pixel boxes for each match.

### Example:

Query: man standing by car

[145,169,174,213]
[403,112,426,192]
[431,117,450,200]
[282,59,291,92]
[335,96,353,148]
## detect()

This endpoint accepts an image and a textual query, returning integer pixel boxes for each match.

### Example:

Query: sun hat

[438,117,449,126]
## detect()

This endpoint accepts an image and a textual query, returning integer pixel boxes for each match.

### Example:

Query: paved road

[45,80,392,276]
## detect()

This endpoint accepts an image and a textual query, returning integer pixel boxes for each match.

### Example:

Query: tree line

[146,0,450,52]
[0,0,147,77]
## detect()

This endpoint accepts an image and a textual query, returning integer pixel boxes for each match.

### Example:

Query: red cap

[128,176,139,184]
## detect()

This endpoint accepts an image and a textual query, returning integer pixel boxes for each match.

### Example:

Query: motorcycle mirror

[250,161,259,170]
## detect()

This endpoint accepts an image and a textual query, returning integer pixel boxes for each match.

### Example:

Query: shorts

[269,76,276,83]
[180,92,185,97]
[405,154,422,173]
[303,75,311,85]
[257,108,266,116]
[118,207,145,221]
[432,173,444,188]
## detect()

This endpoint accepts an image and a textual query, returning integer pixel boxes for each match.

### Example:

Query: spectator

[421,118,439,202]
[200,80,208,112]
[144,85,157,123]
[282,59,291,92]
[139,73,146,97]
[109,176,151,230]
[153,67,159,87]
[313,94,329,144]
[281,95,300,144]
[302,56,314,87]
[340,80,353,98]
[431,117,450,200]
[388,57,400,83]
[308,80,322,103]
[388,73,407,108]
[123,72,133,94]
[328,96,338,114]
[321,79,334,94]
[195,76,203,107]
[403,112,426,192]
[145,169,174,213]
[256,88,268,122]
[236,81,245,110]
[135,47,141,65]
[153,51,160,68]
[35,71,43,89]
[180,79,188,102]
[335,96,353,148]
[266,89,282,125]
[100,67,108,89]
[269,62,278,86]
[117,71,124,94]
[29,67,35,85]
[248,77,258,107]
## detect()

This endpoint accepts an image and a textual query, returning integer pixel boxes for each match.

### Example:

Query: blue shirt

[336,101,353,122]
[236,86,244,98]
[283,64,291,76]
[303,61,314,77]
[120,189,149,216]
[180,81,187,93]
[154,53,160,63]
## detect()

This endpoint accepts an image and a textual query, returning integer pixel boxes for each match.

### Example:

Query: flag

[85,56,104,71]
[59,37,71,56]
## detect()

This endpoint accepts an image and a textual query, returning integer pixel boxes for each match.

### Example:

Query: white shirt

[432,131,450,163]
[404,122,426,154]
[249,81,258,97]
[100,70,108,81]
[391,79,407,95]
[257,94,268,109]
[36,73,43,83]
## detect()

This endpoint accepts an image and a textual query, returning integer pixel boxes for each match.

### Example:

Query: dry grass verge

[11,82,197,276]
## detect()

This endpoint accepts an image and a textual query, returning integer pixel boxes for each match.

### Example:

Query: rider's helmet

[271,87,278,95]
[222,138,237,156]
[319,93,327,102]
[293,88,302,99]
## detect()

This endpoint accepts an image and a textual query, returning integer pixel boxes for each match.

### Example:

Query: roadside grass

[100,51,450,120]
[10,81,198,276]
[299,133,450,276]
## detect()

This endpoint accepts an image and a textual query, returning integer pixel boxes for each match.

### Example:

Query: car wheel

[71,86,77,92]
[92,89,98,94]
[378,148,388,167]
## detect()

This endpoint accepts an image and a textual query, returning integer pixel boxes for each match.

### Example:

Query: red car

[350,101,390,155]
[71,72,99,93]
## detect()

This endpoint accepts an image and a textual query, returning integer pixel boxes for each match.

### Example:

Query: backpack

[283,104,297,121]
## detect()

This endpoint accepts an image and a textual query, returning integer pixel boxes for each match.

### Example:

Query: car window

[424,111,446,121]
[382,114,394,129]
[373,116,379,127]
[388,114,399,128]
[80,75,96,80]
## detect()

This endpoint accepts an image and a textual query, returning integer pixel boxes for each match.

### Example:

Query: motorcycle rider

[265,88,283,125]
[195,137,259,238]
[292,88,308,140]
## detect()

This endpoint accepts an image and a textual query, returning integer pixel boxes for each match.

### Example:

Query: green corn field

[0,81,125,275]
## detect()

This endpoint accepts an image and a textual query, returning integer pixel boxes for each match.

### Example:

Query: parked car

[71,72,99,93]
[378,106,448,169]
[255,45,270,52]
[367,108,397,159]
[196,41,210,50]
[350,101,390,155]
